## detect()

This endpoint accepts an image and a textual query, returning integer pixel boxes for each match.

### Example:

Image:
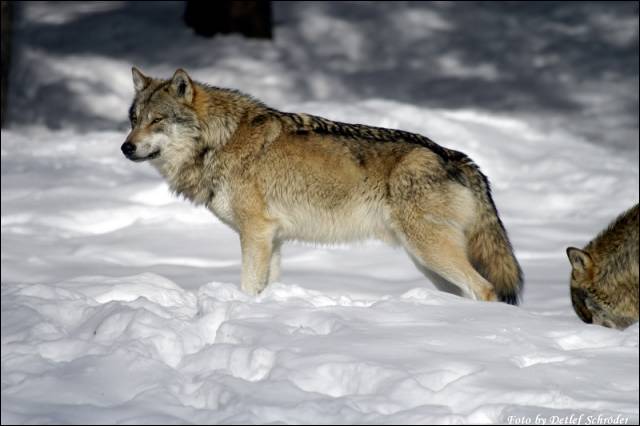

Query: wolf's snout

[570,287,593,324]
[121,142,136,156]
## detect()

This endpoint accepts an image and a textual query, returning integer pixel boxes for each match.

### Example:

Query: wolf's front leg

[268,240,282,284]
[239,223,276,295]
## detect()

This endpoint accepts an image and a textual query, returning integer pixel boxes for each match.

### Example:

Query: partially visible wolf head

[122,67,201,163]
[566,203,639,330]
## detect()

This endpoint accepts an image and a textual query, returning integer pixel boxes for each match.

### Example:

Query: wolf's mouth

[126,150,161,162]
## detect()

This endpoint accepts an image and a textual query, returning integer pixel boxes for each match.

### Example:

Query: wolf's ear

[132,67,151,92]
[170,69,194,103]
[566,247,593,274]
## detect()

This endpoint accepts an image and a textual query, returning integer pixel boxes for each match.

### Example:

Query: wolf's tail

[448,153,524,305]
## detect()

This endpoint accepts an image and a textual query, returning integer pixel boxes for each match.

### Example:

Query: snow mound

[3,272,638,424]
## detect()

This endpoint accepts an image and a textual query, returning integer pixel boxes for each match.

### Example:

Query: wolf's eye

[151,117,164,125]
[131,117,137,127]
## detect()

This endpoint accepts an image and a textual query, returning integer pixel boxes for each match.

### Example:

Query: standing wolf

[122,68,523,304]
[566,204,639,329]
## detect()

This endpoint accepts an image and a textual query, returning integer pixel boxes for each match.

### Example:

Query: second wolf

[122,68,524,304]
[567,204,639,329]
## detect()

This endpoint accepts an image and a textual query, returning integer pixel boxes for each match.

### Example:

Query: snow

[2,2,639,424]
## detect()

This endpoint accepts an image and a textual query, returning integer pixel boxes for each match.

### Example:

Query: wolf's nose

[121,142,136,155]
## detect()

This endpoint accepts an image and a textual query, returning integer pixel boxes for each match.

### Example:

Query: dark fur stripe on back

[279,112,474,185]
[283,112,446,155]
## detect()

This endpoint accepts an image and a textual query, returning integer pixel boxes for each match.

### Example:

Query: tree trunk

[184,1,272,39]
[1,0,11,128]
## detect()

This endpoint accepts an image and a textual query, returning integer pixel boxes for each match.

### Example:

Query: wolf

[122,67,523,304]
[566,203,639,329]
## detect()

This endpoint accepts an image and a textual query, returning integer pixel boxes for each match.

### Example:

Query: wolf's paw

[240,282,268,297]
[480,286,498,302]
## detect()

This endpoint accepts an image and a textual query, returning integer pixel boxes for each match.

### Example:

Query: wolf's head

[122,67,201,163]
[567,247,602,323]
[566,247,635,329]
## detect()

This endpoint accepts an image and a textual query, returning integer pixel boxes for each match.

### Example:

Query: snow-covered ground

[2,2,639,424]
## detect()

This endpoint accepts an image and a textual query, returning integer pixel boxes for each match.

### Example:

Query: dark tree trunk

[184,1,272,39]
[1,0,11,128]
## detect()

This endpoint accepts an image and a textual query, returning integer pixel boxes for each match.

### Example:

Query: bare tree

[1,0,11,128]
[184,1,272,39]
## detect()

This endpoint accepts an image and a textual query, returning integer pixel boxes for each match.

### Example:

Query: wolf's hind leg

[398,223,497,302]
[407,254,465,297]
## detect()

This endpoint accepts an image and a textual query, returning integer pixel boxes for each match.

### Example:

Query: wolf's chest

[206,186,237,229]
